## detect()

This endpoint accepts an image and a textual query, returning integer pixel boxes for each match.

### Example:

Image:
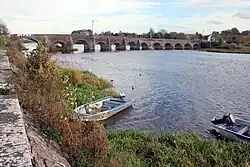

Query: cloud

[1,0,250,34]
[234,12,250,19]
[0,0,162,34]
[0,0,160,19]
[174,0,250,8]
[168,12,250,34]
[206,20,223,25]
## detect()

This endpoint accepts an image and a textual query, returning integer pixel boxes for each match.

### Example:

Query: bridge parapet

[13,34,200,51]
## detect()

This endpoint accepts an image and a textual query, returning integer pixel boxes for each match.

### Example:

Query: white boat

[72,96,133,121]
[211,114,250,142]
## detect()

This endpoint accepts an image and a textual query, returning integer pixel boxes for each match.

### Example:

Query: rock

[25,124,71,167]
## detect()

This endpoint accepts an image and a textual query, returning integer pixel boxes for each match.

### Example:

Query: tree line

[72,28,191,40]
[71,27,250,41]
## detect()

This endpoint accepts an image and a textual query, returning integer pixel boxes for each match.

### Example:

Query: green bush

[218,43,241,50]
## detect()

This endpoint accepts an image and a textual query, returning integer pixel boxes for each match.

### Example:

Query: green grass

[71,83,117,106]
[107,130,250,167]
[59,67,117,107]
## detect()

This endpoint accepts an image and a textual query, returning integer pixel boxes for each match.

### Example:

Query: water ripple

[53,51,250,136]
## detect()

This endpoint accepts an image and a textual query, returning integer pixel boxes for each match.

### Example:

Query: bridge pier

[100,45,111,52]
[84,45,95,53]
[130,46,140,50]
[84,49,95,53]
[115,45,126,51]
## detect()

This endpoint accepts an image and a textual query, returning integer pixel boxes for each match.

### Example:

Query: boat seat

[228,124,249,135]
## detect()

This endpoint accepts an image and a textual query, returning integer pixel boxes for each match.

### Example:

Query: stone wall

[0,50,33,166]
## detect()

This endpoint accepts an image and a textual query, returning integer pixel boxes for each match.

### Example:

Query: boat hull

[212,117,250,143]
[73,97,133,122]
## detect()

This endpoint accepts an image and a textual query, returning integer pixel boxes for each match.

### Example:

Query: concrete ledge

[0,51,32,167]
[0,55,10,70]
[0,95,32,167]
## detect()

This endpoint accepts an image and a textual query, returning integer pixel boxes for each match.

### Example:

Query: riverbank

[199,48,250,54]
[5,39,250,166]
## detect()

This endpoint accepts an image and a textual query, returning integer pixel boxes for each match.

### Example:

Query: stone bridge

[12,34,200,53]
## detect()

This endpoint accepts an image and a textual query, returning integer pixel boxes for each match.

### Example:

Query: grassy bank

[5,39,250,167]
[108,130,250,167]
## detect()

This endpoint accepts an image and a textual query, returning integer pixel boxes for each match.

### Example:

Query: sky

[1,0,250,35]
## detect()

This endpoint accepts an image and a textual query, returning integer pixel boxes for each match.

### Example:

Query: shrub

[218,43,241,50]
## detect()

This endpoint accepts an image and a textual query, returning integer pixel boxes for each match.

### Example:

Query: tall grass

[108,130,250,167]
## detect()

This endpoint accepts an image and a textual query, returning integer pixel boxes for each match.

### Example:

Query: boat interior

[76,98,127,115]
[212,114,250,136]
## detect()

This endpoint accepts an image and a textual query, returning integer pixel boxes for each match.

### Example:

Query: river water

[24,43,250,136]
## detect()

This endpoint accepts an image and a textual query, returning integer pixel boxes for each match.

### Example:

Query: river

[24,43,250,137]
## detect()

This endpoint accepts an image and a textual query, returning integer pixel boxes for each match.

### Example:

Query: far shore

[198,48,250,54]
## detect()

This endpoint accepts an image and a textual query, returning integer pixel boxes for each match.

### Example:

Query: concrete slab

[0,95,32,167]
[0,55,10,70]
[0,50,32,167]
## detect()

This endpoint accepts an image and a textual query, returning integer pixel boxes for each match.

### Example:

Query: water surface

[24,43,250,136]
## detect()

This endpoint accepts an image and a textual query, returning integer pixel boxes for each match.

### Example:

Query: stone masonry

[0,50,33,167]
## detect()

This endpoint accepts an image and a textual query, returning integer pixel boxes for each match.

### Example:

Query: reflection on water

[24,43,250,136]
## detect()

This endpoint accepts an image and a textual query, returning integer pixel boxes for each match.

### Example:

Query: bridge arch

[153,42,163,50]
[175,43,183,50]
[127,41,137,50]
[184,43,192,50]
[52,41,66,48]
[97,42,108,52]
[164,43,174,50]
[141,43,149,50]
[114,42,124,51]
[193,43,200,50]
[19,37,39,43]
[74,39,90,53]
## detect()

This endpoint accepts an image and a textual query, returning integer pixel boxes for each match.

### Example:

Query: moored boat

[72,96,133,121]
[211,114,250,142]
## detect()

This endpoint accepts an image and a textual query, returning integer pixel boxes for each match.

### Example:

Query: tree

[242,30,250,35]
[99,31,113,36]
[149,28,155,38]
[164,33,170,39]
[158,29,167,35]
[0,20,8,35]
[231,27,240,35]
[221,29,232,36]
[169,32,178,39]
[118,30,123,35]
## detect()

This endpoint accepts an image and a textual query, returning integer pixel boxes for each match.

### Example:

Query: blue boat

[72,96,133,121]
[211,114,250,142]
